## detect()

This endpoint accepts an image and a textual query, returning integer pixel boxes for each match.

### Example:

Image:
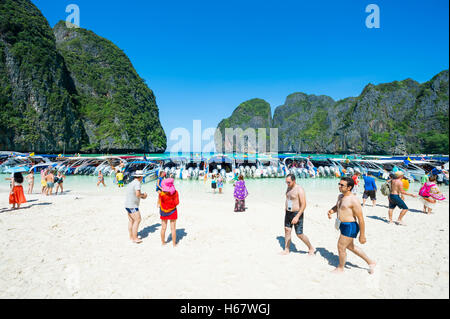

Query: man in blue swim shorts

[388,171,417,225]
[328,177,376,274]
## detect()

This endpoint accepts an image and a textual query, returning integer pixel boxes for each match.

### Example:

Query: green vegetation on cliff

[54,21,166,153]
[217,71,449,155]
[215,98,272,153]
[0,0,166,153]
[0,0,86,152]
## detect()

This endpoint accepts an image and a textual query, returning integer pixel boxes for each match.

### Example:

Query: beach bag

[419,183,435,197]
[334,211,341,231]
[334,217,341,231]
[380,182,391,196]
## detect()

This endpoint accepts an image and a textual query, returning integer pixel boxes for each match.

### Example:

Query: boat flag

[404,156,412,166]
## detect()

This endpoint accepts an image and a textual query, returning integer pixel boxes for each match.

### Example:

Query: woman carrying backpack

[419,175,446,214]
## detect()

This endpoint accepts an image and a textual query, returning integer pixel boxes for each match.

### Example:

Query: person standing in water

[211,174,217,194]
[156,171,166,194]
[97,171,106,187]
[387,171,417,225]
[45,170,55,196]
[55,171,66,195]
[26,170,35,194]
[281,174,315,256]
[420,174,429,186]
[124,170,147,244]
[436,168,445,186]
[328,177,376,274]
[40,168,48,194]
[217,174,224,194]
[116,170,124,188]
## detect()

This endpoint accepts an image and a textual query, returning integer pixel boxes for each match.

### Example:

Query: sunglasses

[338,183,347,187]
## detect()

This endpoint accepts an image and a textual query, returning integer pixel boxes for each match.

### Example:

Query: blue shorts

[340,222,360,238]
[125,208,139,214]
[388,194,408,210]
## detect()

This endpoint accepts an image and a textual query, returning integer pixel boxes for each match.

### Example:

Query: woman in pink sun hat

[159,178,179,247]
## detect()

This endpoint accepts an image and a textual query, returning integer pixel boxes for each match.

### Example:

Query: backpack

[381,182,391,196]
[419,182,435,197]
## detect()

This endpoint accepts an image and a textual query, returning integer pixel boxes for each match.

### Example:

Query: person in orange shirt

[401,177,410,201]
[159,178,179,247]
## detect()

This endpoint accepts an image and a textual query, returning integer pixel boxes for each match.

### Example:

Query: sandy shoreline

[0,178,448,298]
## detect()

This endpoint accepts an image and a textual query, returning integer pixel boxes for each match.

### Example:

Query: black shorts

[211,182,217,189]
[363,190,376,200]
[284,211,304,235]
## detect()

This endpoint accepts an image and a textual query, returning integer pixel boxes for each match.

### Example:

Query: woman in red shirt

[159,178,179,247]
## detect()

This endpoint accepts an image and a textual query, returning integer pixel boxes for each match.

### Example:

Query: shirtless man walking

[388,171,417,225]
[328,177,376,274]
[281,174,315,255]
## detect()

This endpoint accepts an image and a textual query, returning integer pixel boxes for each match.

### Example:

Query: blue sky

[33,0,449,151]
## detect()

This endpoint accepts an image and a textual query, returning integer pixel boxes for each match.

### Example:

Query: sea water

[62,152,353,160]
[0,173,435,198]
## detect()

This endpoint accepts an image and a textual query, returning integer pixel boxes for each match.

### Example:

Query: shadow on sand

[167,228,188,244]
[375,204,424,214]
[138,223,161,239]
[315,247,366,270]
[0,202,52,213]
[366,215,390,224]
[276,236,308,254]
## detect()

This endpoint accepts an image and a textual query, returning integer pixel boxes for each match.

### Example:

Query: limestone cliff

[216,70,449,154]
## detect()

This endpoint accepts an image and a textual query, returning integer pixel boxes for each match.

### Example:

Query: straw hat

[394,171,404,178]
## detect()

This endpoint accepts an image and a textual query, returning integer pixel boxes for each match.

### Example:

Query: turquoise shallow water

[55,152,355,160]
[1,173,436,197]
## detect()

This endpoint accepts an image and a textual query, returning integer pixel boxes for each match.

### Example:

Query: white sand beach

[0,177,448,299]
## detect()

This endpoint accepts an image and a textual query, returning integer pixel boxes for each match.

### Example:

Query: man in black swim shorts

[281,174,315,256]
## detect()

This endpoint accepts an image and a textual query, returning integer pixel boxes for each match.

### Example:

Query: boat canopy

[209,156,233,164]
